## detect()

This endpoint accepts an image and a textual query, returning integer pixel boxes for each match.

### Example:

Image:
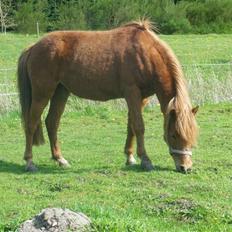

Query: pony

[17,20,198,173]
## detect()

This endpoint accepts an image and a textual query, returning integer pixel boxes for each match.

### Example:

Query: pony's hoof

[25,163,38,172]
[58,158,70,168]
[126,155,137,166]
[141,160,154,171]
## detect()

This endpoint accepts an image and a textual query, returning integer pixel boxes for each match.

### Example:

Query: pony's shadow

[0,160,118,175]
[0,160,26,174]
[0,160,74,175]
[121,164,173,172]
[0,159,173,175]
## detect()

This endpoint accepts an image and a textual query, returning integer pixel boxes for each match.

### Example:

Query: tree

[0,0,14,33]
[56,0,87,30]
[14,0,48,34]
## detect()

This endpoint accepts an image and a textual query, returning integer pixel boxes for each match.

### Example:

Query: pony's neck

[155,74,191,116]
[143,24,197,145]
[155,80,176,114]
[146,28,189,114]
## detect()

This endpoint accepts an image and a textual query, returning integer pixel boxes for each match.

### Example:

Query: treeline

[2,0,232,34]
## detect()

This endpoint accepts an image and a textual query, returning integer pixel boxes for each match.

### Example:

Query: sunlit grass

[0,105,232,231]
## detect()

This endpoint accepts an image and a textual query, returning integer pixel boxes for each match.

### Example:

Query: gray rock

[18,208,91,232]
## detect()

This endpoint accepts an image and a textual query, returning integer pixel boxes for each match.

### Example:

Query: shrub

[14,0,48,34]
[12,0,232,34]
[82,0,141,30]
[55,0,87,30]
[150,0,192,34]
[186,0,232,33]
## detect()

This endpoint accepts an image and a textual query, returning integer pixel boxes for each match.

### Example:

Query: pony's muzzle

[170,148,193,174]
[178,165,192,174]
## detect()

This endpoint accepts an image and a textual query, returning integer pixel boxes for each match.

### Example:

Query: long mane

[124,20,198,145]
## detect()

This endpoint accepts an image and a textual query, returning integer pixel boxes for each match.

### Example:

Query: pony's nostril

[180,166,187,173]
[179,166,192,174]
[180,165,185,171]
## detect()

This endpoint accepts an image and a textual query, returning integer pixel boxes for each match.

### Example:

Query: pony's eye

[171,135,176,140]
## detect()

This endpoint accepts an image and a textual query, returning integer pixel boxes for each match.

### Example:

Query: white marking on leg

[57,157,70,167]
[126,154,137,165]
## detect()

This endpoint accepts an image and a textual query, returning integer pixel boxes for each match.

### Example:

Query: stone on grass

[18,208,91,232]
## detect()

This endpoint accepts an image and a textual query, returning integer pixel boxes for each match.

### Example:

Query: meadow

[1,105,232,231]
[0,32,232,231]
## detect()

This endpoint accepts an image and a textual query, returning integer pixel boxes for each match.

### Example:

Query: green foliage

[186,0,232,33]
[55,0,87,30]
[14,0,48,34]
[6,0,232,34]
[82,0,141,29]
[149,0,192,34]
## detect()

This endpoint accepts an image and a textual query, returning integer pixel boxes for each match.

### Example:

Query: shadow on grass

[121,164,174,172]
[0,159,174,175]
[0,160,25,174]
[0,160,121,175]
[0,160,71,175]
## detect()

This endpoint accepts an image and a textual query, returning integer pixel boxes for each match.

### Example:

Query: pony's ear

[192,106,199,115]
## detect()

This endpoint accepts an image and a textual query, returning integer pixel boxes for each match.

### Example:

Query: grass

[0,104,232,231]
[163,34,232,65]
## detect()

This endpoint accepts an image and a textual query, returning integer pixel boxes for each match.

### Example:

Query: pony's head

[164,98,198,173]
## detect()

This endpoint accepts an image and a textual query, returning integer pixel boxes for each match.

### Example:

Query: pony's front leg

[125,87,154,171]
[124,98,149,166]
[45,84,70,168]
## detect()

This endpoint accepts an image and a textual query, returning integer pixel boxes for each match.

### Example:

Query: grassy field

[0,104,232,231]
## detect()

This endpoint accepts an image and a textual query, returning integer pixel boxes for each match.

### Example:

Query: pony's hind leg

[24,98,49,171]
[124,98,149,166]
[45,84,70,167]
[125,88,153,171]
[124,115,136,165]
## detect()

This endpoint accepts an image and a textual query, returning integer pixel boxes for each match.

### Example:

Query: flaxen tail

[17,47,45,145]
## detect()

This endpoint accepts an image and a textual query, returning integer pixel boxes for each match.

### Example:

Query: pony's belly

[72,90,121,101]
[61,77,122,101]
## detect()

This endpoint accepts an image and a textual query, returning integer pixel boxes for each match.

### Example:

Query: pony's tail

[17,48,45,146]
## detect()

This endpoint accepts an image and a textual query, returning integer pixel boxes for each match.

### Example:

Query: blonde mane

[162,44,198,145]
[123,19,159,32]
[126,19,198,145]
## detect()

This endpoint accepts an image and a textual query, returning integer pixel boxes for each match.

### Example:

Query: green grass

[162,34,232,65]
[0,104,232,231]
[0,34,37,68]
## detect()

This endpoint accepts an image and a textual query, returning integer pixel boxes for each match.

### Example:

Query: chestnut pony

[18,20,198,173]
